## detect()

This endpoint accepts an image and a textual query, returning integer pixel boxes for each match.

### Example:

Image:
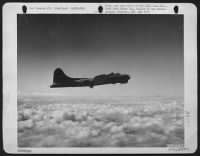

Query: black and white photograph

[17,13,185,147]
[2,2,198,154]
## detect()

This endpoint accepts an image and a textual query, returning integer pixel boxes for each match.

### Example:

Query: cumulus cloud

[18,96,184,147]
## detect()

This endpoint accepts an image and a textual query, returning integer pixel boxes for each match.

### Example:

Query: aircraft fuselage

[50,68,130,88]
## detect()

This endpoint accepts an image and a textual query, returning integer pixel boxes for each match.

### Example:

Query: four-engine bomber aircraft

[50,68,131,88]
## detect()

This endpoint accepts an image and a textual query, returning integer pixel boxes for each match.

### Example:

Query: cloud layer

[18,96,184,147]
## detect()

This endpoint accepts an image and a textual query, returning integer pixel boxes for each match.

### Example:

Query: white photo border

[2,3,197,154]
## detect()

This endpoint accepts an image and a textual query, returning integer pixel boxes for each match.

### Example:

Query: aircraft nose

[126,75,131,80]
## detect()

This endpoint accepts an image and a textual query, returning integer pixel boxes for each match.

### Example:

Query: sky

[17,14,184,97]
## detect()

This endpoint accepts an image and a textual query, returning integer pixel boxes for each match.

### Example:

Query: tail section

[52,68,72,85]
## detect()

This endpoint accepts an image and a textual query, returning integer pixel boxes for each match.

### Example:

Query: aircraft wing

[93,74,107,85]
[74,78,93,83]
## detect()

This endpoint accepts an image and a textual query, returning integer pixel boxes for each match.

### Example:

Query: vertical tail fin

[53,68,71,84]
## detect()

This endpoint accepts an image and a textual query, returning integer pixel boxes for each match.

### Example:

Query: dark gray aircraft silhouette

[50,68,131,88]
